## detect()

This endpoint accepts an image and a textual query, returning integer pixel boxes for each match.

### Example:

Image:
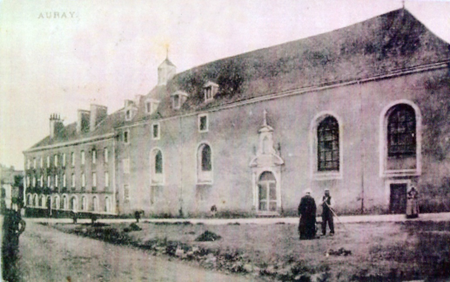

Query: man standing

[298,189,317,240]
[321,188,335,236]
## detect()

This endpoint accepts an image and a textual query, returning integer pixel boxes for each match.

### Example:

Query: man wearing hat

[321,188,335,236]
[298,189,317,240]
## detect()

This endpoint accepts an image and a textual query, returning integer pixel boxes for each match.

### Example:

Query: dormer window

[124,100,137,121]
[171,91,188,110]
[203,81,219,102]
[145,98,160,115]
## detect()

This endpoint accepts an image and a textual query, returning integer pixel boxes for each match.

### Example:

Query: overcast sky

[1,0,449,170]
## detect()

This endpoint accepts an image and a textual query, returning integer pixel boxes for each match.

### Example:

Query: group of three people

[298,188,334,240]
[298,186,420,240]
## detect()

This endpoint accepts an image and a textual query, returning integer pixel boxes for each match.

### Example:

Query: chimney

[49,113,64,139]
[89,104,108,132]
[77,109,90,133]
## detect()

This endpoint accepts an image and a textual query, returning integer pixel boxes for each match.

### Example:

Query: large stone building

[23,9,450,217]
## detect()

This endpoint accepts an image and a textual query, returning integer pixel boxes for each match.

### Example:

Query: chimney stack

[89,104,108,132]
[77,109,90,133]
[49,113,64,139]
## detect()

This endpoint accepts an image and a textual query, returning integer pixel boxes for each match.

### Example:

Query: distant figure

[210,205,217,217]
[406,186,419,219]
[321,188,335,236]
[298,189,317,240]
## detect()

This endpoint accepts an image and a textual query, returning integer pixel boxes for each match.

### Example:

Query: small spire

[402,0,405,9]
[165,44,169,59]
[263,109,268,126]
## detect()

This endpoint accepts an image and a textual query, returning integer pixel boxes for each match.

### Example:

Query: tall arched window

[317,116,339,171]
[105,197,111,212]
[92,196,99,212]
[62,195,68,210]
[197,143,212,183]
[53,195,60,209]
[81,196,87,211]
[70,196,78,212]
[387,104,416,158]
[151,149,164,184]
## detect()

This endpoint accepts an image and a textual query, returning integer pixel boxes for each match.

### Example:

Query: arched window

[317,116,339,171]
[62,195,68,210]
[151,149,164,184]
[41,195,46,208]
[33,194,38,206]
[92,196,99,212]
[27,194,32,206]
[197,143,212,183]
[105,197,111,212]
[70,196,77,212]
[387,104,416,158]
[155,150,163,174]
[81,196,87,211]
[53,195,60,209]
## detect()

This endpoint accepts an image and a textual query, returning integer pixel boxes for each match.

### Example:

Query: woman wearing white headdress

[406,186,419,218]
[298,188,317,240]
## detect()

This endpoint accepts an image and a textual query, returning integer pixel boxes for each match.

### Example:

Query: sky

[1,0,449,170]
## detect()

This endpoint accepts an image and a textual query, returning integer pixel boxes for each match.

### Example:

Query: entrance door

[258,171,277,212]
[390,183,407,214]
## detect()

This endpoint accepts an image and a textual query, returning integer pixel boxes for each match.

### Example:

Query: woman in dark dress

[298,189,317,240]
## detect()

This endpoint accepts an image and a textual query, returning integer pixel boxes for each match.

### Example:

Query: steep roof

[151,9,450,118]
[27,8,450,150]
[28,110,124,150]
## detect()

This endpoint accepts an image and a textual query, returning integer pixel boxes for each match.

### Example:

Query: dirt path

[14,221,252,282]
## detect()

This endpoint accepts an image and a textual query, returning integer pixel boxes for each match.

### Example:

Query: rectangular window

[173,95,180,109]
[40,157,43,168]
[92,172,97,187]
[81,151,85,165]
[92,150,97,164]
[27,159,31,169]
[123,131,129,143]
[81,173,86,187]
[54,154,58,166]
[199,114,208,132]
[152,123,160,140]
[71,173,75,188]
[124,185,130,203]
[63,174,66,187]
[47,176,51,187]
[33,158,36,169]
[47,156,50,168]
[146,102,151,113]
[55,175,59,187]
[123,158,130,174]
[71,152,75,166]
[105,172,109,187]
[104,148,109,163]
[62,153,66,166]
[126,109,131,120]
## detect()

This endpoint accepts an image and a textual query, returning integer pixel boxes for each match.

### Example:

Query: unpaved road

[10,220,252,282]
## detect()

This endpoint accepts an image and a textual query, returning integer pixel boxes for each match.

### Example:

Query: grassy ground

[51,219,450,281]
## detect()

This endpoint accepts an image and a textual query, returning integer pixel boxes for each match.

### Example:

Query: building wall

[118,67,450,217]
[24,137,115,215]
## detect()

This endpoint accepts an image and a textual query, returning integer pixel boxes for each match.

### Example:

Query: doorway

[390,183,407,214]
[258,171,277,212]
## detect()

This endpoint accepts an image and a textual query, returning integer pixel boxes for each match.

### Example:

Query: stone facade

[24,9,450,217]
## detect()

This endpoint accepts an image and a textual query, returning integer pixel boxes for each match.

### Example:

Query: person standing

[321,188,335,236]
[298,189,317,240]
[406,186,419,218]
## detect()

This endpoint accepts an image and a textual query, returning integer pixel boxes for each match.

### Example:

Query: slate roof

[27,8,450,151]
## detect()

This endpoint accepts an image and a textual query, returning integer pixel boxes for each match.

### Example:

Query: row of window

[122,115,209,144]
[26,193,112,213]
[26,171,109,189]
[142,104,417,180]
[27,148,109,170]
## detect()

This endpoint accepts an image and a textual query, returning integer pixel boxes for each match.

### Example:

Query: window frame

[152,123,160,140]
[198,114,209,133]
